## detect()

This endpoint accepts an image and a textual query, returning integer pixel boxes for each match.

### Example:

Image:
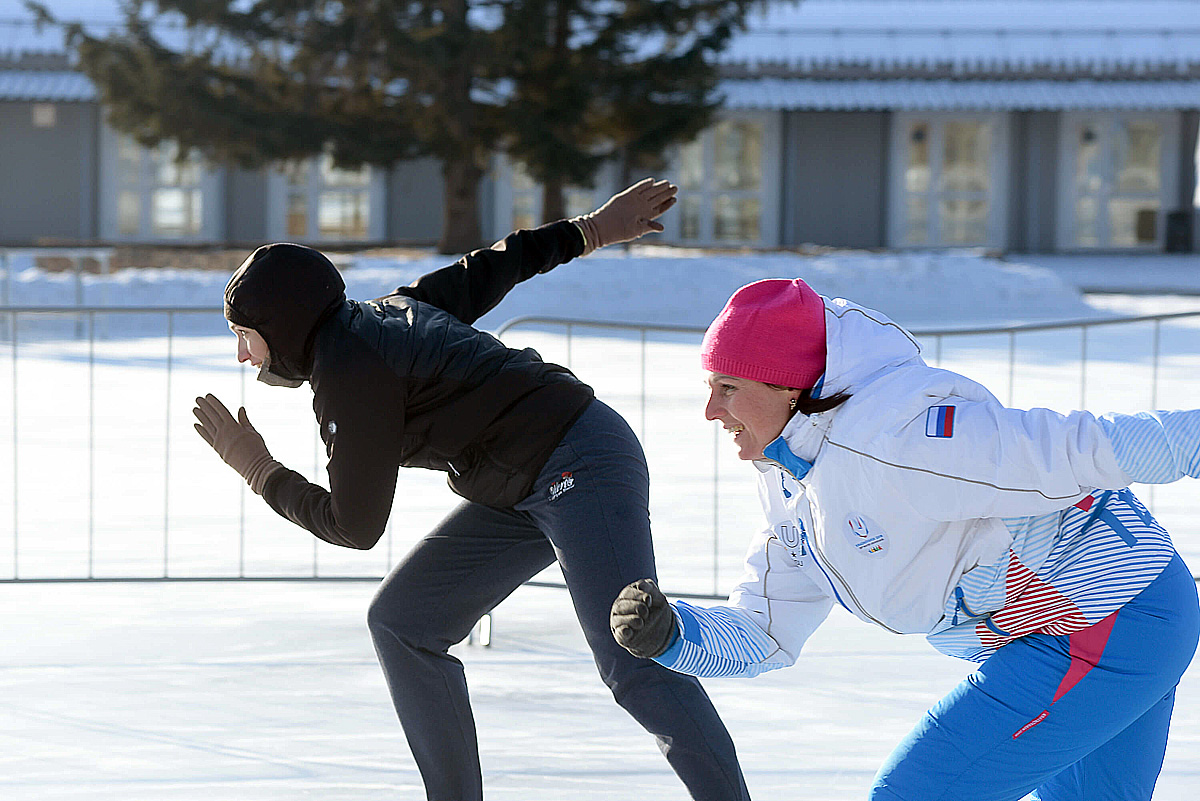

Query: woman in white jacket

[611,277,1200,801]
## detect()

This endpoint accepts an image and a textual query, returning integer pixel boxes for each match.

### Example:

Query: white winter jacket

[655,297,1193,677]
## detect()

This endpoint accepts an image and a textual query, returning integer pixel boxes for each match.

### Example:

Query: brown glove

[571,178,679,256]
[192,394,284,495]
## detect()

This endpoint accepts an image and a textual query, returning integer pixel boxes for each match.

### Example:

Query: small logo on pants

[549,471,575,501]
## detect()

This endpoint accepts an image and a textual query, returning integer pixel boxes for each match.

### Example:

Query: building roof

[721,78,1200,111]
[723,1,1200,77]
[0,69,95,102]
[6,1,1200,111]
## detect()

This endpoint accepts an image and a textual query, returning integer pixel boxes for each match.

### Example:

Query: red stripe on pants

[1051,610,1119,705]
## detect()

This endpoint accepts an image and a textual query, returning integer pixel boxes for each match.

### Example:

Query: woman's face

[704,372,800,460]
[229,323,270,368]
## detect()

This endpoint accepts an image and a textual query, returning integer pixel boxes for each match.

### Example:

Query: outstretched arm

[892,401,1200,522]
[1098,409,1200,483]
[393,178,677,325]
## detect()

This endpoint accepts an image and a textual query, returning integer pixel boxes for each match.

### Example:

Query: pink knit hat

[701,278,827,389]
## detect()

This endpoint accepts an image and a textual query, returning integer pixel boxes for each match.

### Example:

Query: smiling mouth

[725,425,745,434]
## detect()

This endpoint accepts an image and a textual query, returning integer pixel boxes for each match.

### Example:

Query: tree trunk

[539,0,571,225]
[438,157,484,254]
[436,0,486,254]
[619,145,633,188]
[541,175,566,224]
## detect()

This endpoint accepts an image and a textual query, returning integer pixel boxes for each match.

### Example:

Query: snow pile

[2,248,1099,329]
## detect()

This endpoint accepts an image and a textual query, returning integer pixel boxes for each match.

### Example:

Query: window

[1058,114,1178,250]
[149,142,204,237]
[492,157,607,239]
[105,133,218,241]
[890,113,1008,249]
[670,114,779,247]
[269,153,385,242]
[31,103,56,128]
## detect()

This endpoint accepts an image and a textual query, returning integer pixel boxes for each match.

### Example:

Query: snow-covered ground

[1015,253,1200,297]
[2,246,1103,329]
[2,248,1199,799]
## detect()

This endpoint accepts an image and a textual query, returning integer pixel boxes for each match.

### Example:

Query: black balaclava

[224,243,347,387]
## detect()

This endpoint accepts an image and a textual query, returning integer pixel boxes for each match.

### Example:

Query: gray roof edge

[719,78,1200,111]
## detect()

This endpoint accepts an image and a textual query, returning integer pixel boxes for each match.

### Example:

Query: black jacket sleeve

[260,326,405,550]
[390,220,585,325]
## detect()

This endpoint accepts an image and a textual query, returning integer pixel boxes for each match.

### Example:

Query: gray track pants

[367,400,750,801]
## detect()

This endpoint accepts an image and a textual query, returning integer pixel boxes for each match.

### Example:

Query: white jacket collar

[820,296,923,397]
[756,296,924,477]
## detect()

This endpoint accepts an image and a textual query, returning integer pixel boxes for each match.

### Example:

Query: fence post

[1,251,10,340]
[88,311,95,578]
[314,425,321,579]
[1151,319,1162,410]
[640,328,647,442]
[712,422,720,597]
[238,362,246,578]
[163,312,174,578]
[74,254,85,340]
[1148,319,1163,515]
[1007,331,1016,407]
[10,315,17,579]
[1079,326,1088,410]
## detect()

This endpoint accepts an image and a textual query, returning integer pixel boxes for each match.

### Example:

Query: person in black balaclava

[192,179,752,801]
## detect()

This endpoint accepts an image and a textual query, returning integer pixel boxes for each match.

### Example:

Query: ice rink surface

[2,579,1196,801]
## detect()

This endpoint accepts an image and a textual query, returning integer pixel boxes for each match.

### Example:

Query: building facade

[3,0,1199,253]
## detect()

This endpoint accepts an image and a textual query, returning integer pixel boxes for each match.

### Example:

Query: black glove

[610,578,677,658]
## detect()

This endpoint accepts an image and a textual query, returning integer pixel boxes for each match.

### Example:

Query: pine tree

[495,1,765,223]
[30,0,767,250]
[29,0,509,253]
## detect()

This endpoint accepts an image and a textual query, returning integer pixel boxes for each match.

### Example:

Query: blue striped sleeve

[1099,410,1200,484]
[652,601,795,679]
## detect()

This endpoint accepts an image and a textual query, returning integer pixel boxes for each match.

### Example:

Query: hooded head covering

[700,278,827,390]
[224,243,347,386]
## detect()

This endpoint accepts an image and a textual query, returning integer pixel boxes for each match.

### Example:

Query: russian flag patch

[925,405,956,438]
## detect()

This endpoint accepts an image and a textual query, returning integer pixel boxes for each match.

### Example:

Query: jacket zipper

[766,457,903,635]
[801,529,903,635]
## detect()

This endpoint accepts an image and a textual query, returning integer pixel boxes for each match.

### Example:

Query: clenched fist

[610,578,677,659]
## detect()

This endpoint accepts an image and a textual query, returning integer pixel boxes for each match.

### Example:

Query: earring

[789,397,799,412]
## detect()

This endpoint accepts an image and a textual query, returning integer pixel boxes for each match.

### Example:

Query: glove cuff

[570,215,601,256]
[244,455,285,495]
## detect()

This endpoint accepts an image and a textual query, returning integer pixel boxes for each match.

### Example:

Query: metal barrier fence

[2,305,1199,590]
[498,309,1200,410]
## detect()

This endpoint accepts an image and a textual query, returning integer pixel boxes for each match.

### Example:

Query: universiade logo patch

[845,514,889,556]
[775,521,807,567]
[549,471,576,501]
